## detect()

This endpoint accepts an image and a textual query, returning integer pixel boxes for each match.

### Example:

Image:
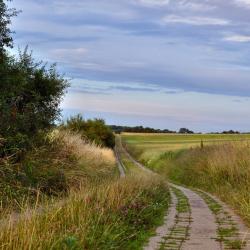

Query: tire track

[158,187,191,250]
[144,190,178,250]
[173,185,220,250]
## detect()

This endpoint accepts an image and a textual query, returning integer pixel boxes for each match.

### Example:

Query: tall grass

[0,131,169,249]
[48,130,116,187]
[0,130,116,217]
[167,142,250,225]
[0,171,169,249]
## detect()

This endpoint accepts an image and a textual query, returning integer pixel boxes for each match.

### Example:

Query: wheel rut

[172,185,220,250]
[157,186,191,250]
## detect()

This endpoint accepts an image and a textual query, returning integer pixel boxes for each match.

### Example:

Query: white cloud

[176,2,216,11]
[136,0,170,7]
[234,0,250,7]
[50,48,88,62]
[224,35,250,42]
[162,15,230,26]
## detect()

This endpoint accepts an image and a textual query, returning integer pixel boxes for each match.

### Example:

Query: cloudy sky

[9,0,250,132]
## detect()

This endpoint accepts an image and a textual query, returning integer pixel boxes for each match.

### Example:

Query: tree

[0,0,19,55]
[0,48,69,156]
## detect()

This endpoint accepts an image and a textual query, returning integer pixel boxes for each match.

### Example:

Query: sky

[9,0,250,132]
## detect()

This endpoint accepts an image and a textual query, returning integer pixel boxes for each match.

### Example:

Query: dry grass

[0,130,117,218]
[49,130,115,168]
[48,130,117,188]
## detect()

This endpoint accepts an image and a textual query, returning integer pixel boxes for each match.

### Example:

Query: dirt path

[116,138,250,250]
[114,145,126,177]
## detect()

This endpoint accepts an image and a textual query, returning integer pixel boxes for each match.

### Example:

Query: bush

[0,130,116,210]
[63,114,115,148]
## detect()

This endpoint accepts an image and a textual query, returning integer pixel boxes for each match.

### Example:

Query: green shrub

[63,114,115,148]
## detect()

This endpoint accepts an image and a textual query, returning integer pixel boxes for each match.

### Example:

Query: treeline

[111,125,176,134]
[111,126,244,135]
[209,130,240,134]
[110,125,198,134]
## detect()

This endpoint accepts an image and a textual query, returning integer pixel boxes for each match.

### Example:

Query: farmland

[122,133,250,162]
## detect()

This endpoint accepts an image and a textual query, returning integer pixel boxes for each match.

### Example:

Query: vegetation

[0,173,169,250]
[111,125,176,134]
[122,133,250,226]
[0,130,116,212]
[0,48,68,156]
[63,114,115,148]
[0,131,170,250]
[0,2,171,249]
[178,128,194,134]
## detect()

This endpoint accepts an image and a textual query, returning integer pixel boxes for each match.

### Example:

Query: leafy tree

[64,114,115,148]
[0,48,69,156]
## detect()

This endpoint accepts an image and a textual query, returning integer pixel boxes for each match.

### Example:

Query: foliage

[0,48,69,156]
[63,114,115,148]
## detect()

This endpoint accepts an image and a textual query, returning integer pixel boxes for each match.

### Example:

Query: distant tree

[179,128,194,134]
[64,114,115,148]
[222,130,240,134]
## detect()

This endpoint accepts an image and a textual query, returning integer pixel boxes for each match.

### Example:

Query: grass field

[122,133,250,161]
[122,133,250,226]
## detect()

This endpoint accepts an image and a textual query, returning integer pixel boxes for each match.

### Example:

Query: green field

[122,133,250,160]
